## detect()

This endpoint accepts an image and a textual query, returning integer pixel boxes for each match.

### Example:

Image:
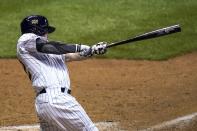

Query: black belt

[39,88,71,95]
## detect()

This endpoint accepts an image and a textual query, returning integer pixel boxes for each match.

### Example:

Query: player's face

[43,33,48,40]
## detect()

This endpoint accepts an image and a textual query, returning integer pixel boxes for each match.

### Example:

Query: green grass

[0,0,197,60]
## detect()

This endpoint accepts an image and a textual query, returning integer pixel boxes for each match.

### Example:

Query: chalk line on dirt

[141,112,197,131]
[0,121,121,131]
[0,113,197,131]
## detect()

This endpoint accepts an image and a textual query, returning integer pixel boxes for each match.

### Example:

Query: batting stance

[17,15,107,131]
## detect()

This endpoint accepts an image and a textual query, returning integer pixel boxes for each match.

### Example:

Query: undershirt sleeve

[36,38,81,54]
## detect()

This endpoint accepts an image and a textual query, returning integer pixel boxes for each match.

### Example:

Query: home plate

[0,121,120,131]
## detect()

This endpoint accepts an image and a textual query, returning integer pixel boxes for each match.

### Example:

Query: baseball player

[17,15,107,131]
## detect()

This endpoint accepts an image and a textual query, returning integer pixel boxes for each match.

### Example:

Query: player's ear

[43,33,48,38]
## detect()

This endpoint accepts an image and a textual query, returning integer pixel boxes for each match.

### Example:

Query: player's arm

[36,38,81,54]
[64,53,88,62]
[36,38,107,62]
[63,44,93,62]
[18,34,93,58]
[64,42,108,62]
[36,38,94,61]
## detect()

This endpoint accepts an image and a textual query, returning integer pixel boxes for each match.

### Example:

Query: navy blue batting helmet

[20,15,55,36]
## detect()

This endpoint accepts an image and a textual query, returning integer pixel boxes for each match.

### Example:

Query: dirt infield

[0,52,197,130]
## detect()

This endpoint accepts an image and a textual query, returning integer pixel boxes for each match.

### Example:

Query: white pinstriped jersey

[17,33,98,131]
[17,33,70,93]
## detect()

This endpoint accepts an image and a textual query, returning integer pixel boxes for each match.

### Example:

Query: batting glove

[91,42,107,55]
[79,45,93,57]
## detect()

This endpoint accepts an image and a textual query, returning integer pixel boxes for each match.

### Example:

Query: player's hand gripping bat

[107,24,181,48]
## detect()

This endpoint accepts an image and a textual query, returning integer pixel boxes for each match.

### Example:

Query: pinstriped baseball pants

[35,87,98,131]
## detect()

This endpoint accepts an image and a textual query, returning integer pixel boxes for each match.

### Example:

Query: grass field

[0,0,196,59]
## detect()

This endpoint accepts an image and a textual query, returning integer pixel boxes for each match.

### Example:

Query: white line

[1,113,196,131]
[0,122,120,131]
[141,112,197,131]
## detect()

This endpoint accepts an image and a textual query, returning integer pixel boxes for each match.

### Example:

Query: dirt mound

[0,52,197,130]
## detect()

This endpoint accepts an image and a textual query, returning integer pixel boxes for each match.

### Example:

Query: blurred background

[0,0,196,60]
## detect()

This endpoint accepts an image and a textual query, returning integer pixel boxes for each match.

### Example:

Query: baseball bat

[107,24,181,48]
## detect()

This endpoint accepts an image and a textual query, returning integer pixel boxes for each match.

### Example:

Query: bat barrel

[107,24,181,48]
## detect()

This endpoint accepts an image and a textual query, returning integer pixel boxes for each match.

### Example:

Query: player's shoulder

[18,33,38,43]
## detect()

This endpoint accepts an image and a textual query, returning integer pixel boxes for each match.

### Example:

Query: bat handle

[106,43,114,48]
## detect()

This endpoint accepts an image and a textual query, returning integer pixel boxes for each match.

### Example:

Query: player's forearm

[36,38,80,54]
[64,53,90,62]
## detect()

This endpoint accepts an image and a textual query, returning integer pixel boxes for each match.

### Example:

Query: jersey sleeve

[17,33,45,54]
[36,38,82,55]
[17,33,82,56]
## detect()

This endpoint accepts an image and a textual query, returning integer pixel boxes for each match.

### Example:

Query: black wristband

[76,44,81,52]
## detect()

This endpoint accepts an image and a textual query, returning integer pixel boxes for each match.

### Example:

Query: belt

[39,88,71,95]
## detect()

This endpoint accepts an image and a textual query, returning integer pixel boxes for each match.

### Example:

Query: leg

[36,93,98,131]
[39,117,63,131]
